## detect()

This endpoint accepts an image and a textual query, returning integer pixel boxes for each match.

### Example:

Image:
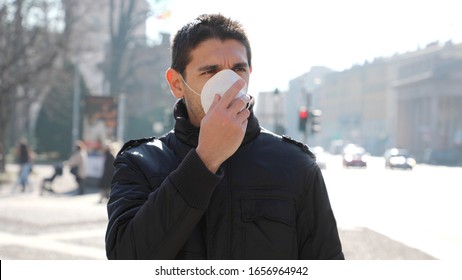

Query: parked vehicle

[384,148,416,170]
[342,144,367,168]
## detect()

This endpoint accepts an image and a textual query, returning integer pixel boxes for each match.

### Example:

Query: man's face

[181,38,251,126]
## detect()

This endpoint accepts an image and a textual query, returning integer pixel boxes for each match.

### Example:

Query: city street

[1,157,460,260]
[0,164,107,260]
[324,155,462,260]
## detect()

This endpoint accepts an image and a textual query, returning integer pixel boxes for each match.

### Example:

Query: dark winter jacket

[105,99,344,260]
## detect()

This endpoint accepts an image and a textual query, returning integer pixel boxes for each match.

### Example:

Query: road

[322,155,462,260]
[0,158,460,260]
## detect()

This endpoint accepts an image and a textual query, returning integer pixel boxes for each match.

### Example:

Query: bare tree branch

[0,0,75,172]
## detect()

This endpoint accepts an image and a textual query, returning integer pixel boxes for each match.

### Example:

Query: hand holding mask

[200,69,248,113]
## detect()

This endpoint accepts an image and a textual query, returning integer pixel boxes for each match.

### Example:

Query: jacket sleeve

[297,163,344,260]
[105,148,222,259]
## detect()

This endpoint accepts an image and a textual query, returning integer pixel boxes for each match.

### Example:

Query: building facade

[392,42,462,162]
[317,58,393,155]
[255,89,286,136]
[283,41,462,162]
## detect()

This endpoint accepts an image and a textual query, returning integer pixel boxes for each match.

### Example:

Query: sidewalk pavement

[0,164,435,260]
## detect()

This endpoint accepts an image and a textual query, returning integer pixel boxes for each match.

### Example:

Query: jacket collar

[173,97,260,147]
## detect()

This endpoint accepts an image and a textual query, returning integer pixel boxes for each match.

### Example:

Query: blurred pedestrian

[15,139,34,192]
[98,144,115,203]
[65,140,88,195]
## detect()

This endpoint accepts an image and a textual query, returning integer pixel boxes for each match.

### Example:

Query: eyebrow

[232,62,250,69]
[197,65,220,72]
[197,62,249,72]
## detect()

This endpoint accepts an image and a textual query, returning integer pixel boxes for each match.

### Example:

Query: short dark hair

[170,14,252,76]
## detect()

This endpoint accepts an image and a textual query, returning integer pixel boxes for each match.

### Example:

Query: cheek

[237,71,250,82]
[185,93,204,113]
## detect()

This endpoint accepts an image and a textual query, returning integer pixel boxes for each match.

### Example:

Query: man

[106,14,344,260]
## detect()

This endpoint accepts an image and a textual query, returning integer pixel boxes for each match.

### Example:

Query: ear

[165,68,184,99]
[249,66,252,74]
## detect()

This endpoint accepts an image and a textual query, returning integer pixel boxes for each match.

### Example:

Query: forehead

[188,39,248,68]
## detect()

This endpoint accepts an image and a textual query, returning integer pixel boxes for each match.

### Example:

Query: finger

[239,94,251,111]
[229,94,250,113]
[238,113,249,131]
[236,107,251,124]
[207,94,221,113]
[219,79,245,107]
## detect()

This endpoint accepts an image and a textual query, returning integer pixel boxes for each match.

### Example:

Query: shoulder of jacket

[117,136,158,156]
[281,135,316,160]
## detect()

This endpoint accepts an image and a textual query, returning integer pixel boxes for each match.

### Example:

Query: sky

[146,0,462,95]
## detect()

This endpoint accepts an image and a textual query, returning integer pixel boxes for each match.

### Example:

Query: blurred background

[0,0,461,260]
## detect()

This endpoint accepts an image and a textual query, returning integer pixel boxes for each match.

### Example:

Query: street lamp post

[72,64,81,148]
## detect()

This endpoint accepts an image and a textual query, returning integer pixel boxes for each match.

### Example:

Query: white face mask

[180,69,248,113]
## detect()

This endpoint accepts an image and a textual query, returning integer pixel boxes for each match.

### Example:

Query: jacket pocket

[240,196,297,259]
[241,196,296,226]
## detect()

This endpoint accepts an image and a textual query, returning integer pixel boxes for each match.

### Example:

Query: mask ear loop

[179,74,201,97]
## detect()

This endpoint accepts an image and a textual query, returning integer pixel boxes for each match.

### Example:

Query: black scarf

[173,97,260,147]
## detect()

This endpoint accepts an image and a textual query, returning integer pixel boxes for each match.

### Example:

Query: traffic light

[310,109,322,133]
[298,106,308,132]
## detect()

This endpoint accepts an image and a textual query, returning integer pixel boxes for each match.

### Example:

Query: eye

[199,65,221,76]
[233,67,248,73]
[201,69,219,76]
